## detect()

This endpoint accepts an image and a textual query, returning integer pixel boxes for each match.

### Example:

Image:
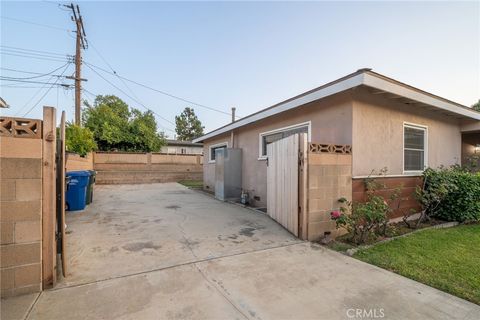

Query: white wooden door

[267,133,299,236]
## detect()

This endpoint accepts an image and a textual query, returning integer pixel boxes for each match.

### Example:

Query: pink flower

[331,210,342,219]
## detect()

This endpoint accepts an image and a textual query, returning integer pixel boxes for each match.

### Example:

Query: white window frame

[403,122,428,174]
[208,141,228,163]
[258,121,312,160]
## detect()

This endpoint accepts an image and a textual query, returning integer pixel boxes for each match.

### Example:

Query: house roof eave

[193,70,480,143]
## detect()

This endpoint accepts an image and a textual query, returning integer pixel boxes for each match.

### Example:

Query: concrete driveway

[2,183,479,320]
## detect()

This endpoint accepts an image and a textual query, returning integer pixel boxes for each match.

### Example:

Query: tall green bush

[65,123,97,156]
[82,95,166,152]
[420,167,480,222]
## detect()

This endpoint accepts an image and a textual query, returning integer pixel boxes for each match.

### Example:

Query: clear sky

[1,1,479,136]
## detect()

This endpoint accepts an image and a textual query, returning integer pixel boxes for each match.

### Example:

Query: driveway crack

[191,262,251,320]
[174,207,200,260]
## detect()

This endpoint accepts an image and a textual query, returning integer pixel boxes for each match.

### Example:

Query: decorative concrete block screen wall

[1,117,43,297]
[306,143,352,241]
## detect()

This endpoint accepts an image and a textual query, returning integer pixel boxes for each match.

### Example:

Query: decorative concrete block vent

[0,117,42,139]
[1,117,44,297]
[307,143,352,241]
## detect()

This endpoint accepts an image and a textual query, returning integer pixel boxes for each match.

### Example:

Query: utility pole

[65,3,87,126]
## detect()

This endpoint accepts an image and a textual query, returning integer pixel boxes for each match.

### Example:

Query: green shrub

[65,123,97,157]
[420,167,480,222]
[332,196,389,244]
[331,168,401,244]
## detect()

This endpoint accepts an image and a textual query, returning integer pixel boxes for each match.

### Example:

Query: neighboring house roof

[193,68,480,143]
[166,139,203,147]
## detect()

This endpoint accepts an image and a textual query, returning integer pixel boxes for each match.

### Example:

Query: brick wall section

[1,137,43,297]
[307,153,352,241]
[352,176,422,219]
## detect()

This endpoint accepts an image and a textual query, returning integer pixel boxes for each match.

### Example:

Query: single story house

[193,68,480,240]
[160,139,203,155]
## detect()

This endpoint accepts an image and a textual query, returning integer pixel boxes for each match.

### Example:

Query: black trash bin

[86,170,96,205]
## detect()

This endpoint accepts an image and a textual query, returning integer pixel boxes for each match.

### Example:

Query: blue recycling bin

[66,171,90,211]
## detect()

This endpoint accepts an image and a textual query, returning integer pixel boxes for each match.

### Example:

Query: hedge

[424,167,480,222]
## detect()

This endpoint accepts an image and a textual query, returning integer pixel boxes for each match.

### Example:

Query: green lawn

[178,180,203,188]
[354,224,480,305]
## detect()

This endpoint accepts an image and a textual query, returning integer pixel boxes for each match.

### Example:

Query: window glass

[210,145,226,161]
[261,125,308,156]
[404,126,426,171]
[404,127,424,149]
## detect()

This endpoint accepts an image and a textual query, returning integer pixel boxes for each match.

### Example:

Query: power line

[41,0,68,8]
[0,78,72,86]
[82,88,97,99]
[0,63,71,80]
[1,84,65,89]
[89,40,173,127]
[23,63,72,117]
[0,51,72,63]
[0,45,68,57]
[0,16,70,32]
[86,41,178,133]
[86,63,176,131]
[84,61,239,118]
[15,75,57,116]
[1,66,61,75]
[89,41,136,97]
[14,64,72,116]
[85,63,175,132]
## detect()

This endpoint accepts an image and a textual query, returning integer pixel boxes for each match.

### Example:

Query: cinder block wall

[307,153,352,241]
[1,136,43,297]
[66,152,94,172]
[93,152,203,184]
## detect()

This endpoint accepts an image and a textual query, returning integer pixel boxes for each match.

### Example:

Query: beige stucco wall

[203,92,353,206]
[352,88,462,177]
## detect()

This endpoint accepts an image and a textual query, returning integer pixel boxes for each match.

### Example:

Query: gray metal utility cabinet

[214,148,242,201]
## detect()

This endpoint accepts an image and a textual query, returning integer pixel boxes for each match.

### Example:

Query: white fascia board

[193,73,365,143]
[363,74,480,121]
[461,121,480,132]
[194,71,480,143]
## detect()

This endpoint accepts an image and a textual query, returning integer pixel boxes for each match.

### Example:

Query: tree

[65,123,97,156]
[472,100,480,112]
[83,95,165,152]
[129,109,165,152]
[175,107,204,141]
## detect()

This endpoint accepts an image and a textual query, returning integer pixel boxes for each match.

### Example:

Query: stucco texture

[352,88,462,177]
[203,92,353,207]
[203,87,466,208]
